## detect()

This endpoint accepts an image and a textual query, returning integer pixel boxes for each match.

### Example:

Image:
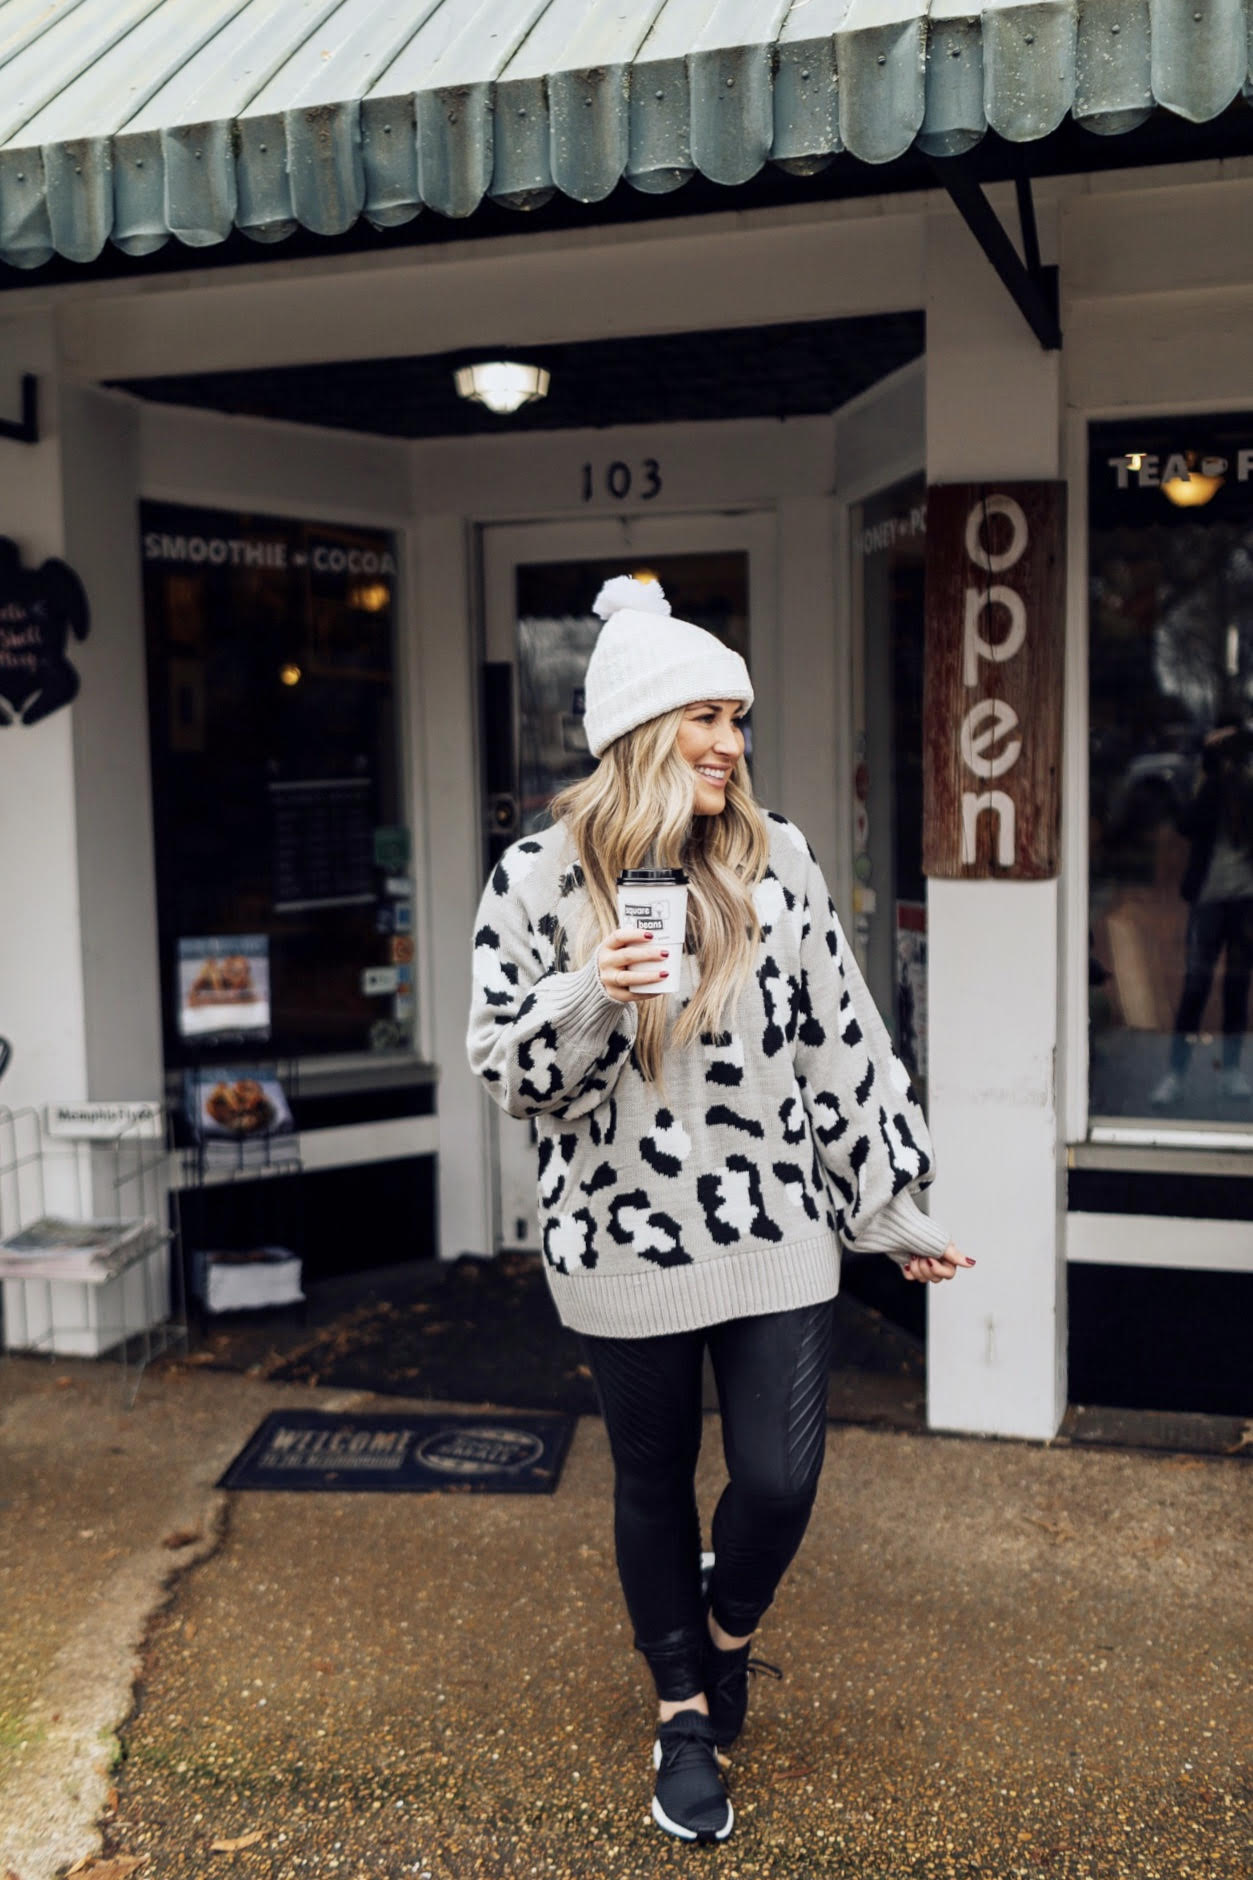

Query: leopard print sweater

[467,812,950,1338]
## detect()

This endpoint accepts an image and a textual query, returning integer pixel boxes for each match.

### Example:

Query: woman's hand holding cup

[597,928,670,1003]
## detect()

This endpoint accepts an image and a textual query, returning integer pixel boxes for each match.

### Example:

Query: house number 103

[581,458,662,503]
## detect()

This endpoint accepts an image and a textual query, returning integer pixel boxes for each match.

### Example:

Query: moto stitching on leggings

[582,1301,835,1697]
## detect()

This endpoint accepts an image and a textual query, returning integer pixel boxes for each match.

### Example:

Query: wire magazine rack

[0,1103,188,1404]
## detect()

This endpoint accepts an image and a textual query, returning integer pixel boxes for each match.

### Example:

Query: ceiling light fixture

[454,361,550,416]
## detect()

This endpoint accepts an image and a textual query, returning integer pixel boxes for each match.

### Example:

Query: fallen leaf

[162,1528,202,1550]
[106,1786,120,1812]
[66,1861,145,1878]
[1022,1513,1076,1542]
[313,1660,336,1675]
[210,1831,263,1853]
[183,1619,199,1642]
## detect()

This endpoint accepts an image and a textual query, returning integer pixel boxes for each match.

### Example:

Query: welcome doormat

[218,1408,576,1494]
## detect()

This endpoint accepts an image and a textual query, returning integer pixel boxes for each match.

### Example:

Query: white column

[411,512,492,1260]
[0,318,89,1116]
[60,385,163,1101]
[924,206,1067,1440]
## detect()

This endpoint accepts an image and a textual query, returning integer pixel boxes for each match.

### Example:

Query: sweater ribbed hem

[847,1189,951,1267]
[545,1231,841,1339]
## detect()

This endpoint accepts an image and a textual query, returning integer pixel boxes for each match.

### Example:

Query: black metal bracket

[927,156,1061,352]
[0,374,39,445]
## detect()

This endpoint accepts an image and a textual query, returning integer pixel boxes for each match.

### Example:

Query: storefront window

[141,502,407,1067]
[1088,418,1253,1124]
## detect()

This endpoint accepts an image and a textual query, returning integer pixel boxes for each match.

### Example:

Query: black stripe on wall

[289,1081,436,1133]
[1068,1167,1253,1222]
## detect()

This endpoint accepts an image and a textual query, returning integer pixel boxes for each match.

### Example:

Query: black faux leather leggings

[581,1300,834,1701]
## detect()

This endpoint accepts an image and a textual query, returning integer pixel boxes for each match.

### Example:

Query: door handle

[486,793,519,839]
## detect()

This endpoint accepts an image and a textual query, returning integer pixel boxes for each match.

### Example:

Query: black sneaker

[651,1712,734,1843]
[701,1622,782,1750]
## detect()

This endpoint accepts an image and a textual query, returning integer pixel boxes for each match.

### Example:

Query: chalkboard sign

[270,777,374,912]
[0,536,90,726]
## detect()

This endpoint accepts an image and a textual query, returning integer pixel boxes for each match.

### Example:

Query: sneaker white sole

[651,1738,734,1843]
[651,1793,734,1842]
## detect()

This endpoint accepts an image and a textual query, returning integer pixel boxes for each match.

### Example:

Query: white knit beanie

[582,575,754,758]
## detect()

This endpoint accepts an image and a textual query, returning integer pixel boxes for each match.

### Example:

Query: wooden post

[923,481,1065,879]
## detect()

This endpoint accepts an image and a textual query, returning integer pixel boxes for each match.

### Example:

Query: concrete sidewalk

[1,1354,1249,1880]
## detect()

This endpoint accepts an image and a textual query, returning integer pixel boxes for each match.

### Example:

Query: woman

[467,576,972,1845]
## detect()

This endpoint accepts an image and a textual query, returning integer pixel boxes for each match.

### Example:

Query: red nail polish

[660,970,669,978]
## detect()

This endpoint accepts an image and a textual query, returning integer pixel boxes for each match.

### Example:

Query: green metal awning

[0,0,1249,270]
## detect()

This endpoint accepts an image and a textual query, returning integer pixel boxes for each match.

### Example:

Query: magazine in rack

[0,1215,157,1285]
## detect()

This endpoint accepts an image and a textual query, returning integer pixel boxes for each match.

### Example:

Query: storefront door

[480,513,777,1252]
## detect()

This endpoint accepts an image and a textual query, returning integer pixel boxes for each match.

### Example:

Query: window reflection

[1089,418,1253,1122]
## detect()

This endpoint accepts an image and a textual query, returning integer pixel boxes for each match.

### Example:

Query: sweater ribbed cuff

[847,1189,952,1266]
[545,954,637,1045]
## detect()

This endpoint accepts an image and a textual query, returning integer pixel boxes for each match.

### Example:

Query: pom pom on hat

[582,571,753,758]
[592,574,672,621]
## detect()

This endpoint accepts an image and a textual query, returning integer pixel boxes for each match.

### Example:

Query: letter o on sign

[960,698,1022,779]
[964,494,1028,574]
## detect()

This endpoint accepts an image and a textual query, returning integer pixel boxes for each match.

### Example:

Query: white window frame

[1064,396,1253,1162]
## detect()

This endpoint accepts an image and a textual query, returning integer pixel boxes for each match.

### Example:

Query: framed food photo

[177,935,271,1042]
[184,1068,294,1142]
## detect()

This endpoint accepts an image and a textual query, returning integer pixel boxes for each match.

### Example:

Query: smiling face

[676,700,747,815]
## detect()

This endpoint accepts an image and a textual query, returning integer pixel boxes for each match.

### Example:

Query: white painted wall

[0,317,88,1120]
[56,196,927,381]
[923,208,1068,1442]
[411,511,488,1262]
[61,386,162,1103]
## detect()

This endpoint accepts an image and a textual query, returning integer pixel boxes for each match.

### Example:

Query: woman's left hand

[902,1242,975,1283]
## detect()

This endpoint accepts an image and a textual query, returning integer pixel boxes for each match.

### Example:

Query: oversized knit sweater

[466,812,950,1339]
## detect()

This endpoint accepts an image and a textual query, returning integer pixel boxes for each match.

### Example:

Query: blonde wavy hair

[550,707,770,1082]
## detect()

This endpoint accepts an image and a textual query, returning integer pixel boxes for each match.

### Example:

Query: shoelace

[659,1720,722,1773]
[746,1655,783,1684]
[707,1650,783,1705]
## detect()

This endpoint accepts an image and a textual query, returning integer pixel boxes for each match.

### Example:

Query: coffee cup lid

[617,868,689,886]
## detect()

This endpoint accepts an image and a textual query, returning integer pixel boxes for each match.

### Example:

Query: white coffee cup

[615,868,689,995]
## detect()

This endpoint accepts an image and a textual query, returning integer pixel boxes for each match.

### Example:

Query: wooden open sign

[923,482,1065,880]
